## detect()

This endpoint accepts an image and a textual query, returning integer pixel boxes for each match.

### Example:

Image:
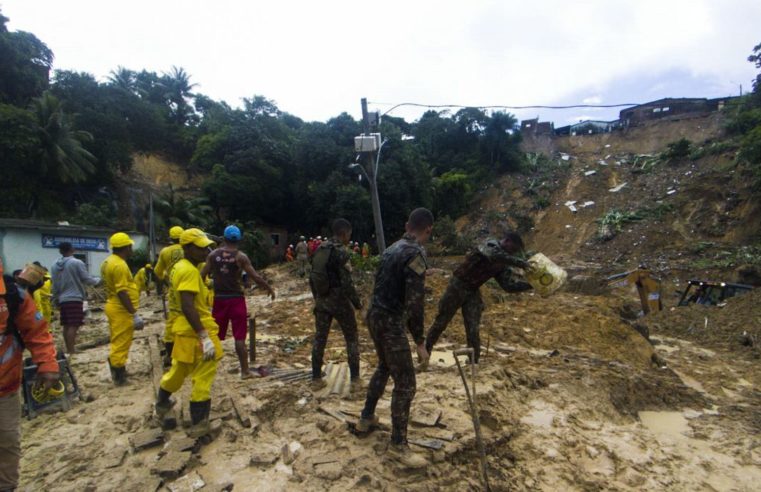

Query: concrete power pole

[361,97,386,253]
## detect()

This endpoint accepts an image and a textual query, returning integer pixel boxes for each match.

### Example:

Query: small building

[567,120,619,136]
[521,118,555,136]
[0,219,149,276]
[619,97,738,128]
[260,224,288,262]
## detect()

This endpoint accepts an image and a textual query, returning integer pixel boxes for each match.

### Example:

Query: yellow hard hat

[180,228,214,248]
[169,226,184,240]
[145,263,152,269]
[109,232,134,249]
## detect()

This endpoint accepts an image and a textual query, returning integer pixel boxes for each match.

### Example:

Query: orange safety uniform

[0,276,59,397]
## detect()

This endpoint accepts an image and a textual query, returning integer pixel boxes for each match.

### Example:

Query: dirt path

[16,264,761,491]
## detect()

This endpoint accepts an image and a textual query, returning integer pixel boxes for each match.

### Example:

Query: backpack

[309,243,334,297]
[2,274,23,347]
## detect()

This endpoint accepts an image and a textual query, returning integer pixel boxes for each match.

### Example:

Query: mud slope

[18,263,761,491]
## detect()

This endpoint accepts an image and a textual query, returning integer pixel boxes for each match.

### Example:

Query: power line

[369,101,641,117]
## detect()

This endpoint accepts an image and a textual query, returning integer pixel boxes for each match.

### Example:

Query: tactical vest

[309,242,336,297]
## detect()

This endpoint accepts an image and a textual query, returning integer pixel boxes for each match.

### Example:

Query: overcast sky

[3,0,760,125]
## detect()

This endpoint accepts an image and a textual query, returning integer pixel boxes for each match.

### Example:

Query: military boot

[386,443,428,469]
[187,400,211,438]
[356,414,379,433]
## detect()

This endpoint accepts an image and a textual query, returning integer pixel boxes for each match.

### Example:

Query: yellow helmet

[169,226,184,240]
[109,232,134,249]
[145,263,153,269]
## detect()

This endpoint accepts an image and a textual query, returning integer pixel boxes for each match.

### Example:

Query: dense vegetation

[0,8,523,247]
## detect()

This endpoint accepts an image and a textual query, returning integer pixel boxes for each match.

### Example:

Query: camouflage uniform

[311,239,362,380]
[425,239,531,363]
[361,234,427,445]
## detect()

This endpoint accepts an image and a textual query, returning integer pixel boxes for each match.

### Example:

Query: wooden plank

[318,405,347,423]
[248,317,256,363]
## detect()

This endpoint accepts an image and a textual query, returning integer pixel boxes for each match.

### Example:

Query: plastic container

[526,253,567,297]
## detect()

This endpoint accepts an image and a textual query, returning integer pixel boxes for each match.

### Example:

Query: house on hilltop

[619,97,737,128]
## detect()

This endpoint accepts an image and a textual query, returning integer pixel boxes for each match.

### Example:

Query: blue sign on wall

[41,234,108,252]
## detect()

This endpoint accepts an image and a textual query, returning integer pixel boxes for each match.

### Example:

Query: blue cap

[223,225,242,241]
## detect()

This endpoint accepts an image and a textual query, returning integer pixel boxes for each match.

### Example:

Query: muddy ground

[16,261,761,491]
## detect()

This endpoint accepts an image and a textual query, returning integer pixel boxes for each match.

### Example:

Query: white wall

[0,228,149,277]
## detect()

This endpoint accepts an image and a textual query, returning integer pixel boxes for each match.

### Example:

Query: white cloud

[2,0,759,122]
[583,96,603,105]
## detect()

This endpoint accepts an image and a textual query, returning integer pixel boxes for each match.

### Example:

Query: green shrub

[127,248,150,273]
[662,138,692,162]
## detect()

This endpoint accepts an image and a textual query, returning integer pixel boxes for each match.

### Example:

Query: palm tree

[31,91,96,184]
[160,66,198,125]
[153,185,213,231]
[108,66,136,92]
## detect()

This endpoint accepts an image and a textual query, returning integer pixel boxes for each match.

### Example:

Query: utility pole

[361,97,386,253]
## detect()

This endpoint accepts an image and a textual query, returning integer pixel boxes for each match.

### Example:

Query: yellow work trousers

[159,333,221,401]
[159,356,218,402]
[105,302,134,368]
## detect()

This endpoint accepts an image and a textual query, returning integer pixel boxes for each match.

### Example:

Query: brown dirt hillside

[460,112,761,295]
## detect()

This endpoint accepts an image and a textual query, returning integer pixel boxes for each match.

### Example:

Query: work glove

[35,372,60,391]
[133,313,145,331]
[200,335,216,361]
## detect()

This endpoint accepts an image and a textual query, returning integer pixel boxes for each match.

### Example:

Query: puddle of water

[638,411,689,438]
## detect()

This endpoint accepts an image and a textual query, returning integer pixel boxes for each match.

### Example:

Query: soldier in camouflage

[425,231,531,364]
[309,219,363,386]
[357,208,434,469]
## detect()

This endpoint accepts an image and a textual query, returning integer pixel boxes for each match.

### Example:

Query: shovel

[453,347,490,491]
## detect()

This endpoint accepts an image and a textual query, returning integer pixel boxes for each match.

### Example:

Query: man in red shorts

[201,225,275,379]
[51,242,101,353]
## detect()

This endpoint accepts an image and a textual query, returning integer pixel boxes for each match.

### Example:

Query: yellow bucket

[526,253,567,297]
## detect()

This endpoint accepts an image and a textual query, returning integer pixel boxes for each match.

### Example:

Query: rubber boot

[108,359,127,386]
[187,400,211,438]
[386,443,428,469]
[154,388,176,418]
[163,342,174,368]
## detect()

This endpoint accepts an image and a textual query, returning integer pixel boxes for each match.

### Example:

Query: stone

[130,428,165,451]
[314,461,342,480]
[163,437,198,454]
[250,446,280,466]
[103,448,127,469]
[166,470,205,492]
[152,450,192,479]
[281,441,302,465]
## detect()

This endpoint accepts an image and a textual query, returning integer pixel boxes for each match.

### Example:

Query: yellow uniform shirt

[170,259,218,337]
[134,267,153,294]
[154,243,184,282]
[33,279,53,323]
[100,254,139,309]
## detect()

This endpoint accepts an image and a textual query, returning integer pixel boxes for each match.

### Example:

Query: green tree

[32,91,96,184]
[0,10,53,105]
[153,185,213,229]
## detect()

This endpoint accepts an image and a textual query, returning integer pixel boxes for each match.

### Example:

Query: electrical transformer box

[354,133,381,152]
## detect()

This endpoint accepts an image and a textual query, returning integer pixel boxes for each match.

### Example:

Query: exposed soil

[17,259,761,491]
[16,113,761,491]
